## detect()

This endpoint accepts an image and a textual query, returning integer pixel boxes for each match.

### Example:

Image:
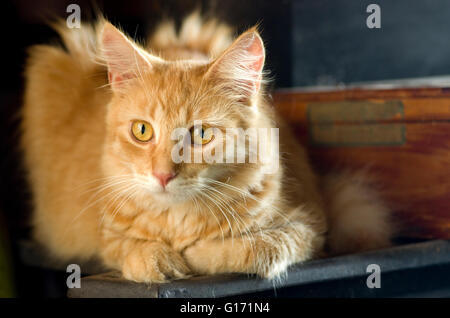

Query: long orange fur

[21,13,393,283]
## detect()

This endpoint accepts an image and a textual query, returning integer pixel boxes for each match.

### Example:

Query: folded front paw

[183,239,292,279]
[122,242,191,283]
[183,239,297,280]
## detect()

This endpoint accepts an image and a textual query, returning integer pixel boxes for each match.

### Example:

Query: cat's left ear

[205,27,265,103]
[100,22,163,90]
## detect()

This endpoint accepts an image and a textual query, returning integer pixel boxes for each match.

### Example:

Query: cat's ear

[99,22,162,89]
[205,27,265,103]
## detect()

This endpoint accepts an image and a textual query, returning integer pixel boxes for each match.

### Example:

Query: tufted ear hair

[99,22,163,90]
[205,27,266,103]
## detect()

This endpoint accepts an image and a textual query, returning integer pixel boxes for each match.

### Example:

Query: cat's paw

[121,242,191,283]
[183,239,293,280]
[254,255,290,280]
[245,243,292,280]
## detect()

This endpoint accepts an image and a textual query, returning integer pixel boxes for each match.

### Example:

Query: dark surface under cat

[19,239,450,298]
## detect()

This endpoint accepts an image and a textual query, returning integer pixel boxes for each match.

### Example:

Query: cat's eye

[190,125,214,145]
[131,120,153,142]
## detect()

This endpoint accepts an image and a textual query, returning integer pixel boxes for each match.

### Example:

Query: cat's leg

[183,220,325,279]
[100,232,191,283]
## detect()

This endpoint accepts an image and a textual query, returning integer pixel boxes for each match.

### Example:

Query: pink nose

[152,171,176,188]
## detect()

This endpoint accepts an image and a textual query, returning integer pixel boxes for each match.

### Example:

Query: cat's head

[99,22,272,209]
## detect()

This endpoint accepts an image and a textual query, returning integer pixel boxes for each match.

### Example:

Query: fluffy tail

[322,171,394,255]
[147,11,233,58]
[50,18,105,71]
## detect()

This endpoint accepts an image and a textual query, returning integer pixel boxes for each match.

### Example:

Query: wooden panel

[273,88,450,239]
[274,88,450,123]
[309,123,406,147]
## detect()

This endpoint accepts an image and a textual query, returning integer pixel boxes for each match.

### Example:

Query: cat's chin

[148,188,192,206]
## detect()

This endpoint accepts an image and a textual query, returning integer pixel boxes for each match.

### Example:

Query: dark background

[1,0,450,297]
[292,0,450,86]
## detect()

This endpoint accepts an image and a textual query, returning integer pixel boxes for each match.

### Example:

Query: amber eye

[190,125,214,145]
[131,120,153,142]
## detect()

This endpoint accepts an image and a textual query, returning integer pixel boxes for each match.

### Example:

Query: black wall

[292,0,450,86]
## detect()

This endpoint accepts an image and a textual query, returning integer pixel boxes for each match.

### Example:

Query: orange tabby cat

[21,13,392,282]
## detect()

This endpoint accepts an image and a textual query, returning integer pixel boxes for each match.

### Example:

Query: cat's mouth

[134,175,200,204]
[145,183,191,203]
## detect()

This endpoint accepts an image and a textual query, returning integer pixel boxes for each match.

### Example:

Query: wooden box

[273,79,450,239]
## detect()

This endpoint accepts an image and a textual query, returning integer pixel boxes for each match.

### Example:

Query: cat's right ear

[99,22,163,90]
[204,27,265,104]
